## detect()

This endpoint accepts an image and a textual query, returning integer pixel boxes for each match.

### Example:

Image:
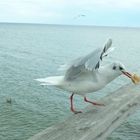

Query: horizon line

[0,22,140,29]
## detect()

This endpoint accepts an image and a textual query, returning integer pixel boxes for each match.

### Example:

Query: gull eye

[113,66,116,70]
[119,66,123,71]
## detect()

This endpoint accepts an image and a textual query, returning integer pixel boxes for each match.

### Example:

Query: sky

[0,0,140,27]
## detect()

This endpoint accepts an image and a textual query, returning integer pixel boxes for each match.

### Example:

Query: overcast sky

[0,0,140,27]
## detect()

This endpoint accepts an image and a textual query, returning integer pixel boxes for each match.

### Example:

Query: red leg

[84,97,105,106]
[70,93,82,114]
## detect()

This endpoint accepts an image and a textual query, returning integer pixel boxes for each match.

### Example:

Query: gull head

[111,62,132,78]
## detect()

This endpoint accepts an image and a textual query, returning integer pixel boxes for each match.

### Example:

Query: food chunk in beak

[131,74,140,84]
[122,71,140,84]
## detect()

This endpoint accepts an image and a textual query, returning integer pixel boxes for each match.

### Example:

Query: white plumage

[35,39,132,114]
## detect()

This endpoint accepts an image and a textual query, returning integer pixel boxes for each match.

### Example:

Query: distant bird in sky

[36,39,132,114]
[74,14,86,19]
[78,14,86,17]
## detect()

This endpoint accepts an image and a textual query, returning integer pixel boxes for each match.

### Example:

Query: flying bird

[36,39,132,114]
[74,14,86,19]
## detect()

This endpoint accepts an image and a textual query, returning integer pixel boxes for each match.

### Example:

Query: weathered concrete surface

[28,83,140,140]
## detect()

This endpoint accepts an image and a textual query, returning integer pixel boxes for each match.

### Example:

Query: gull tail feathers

[35,76,63,86]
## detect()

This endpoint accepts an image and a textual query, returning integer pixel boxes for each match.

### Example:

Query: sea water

[0,23,140,140]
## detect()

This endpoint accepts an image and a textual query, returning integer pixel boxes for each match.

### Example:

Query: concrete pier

[28,83,140,140]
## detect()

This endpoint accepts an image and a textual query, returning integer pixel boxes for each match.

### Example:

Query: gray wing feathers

[65,39,113,80]
[100,38,112,60]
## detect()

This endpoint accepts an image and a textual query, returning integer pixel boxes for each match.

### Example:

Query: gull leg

[84,97,105,106]
[70,93,82,114]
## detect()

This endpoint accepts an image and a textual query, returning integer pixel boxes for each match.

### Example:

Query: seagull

[74,14,86,19]
[36,39,132,114]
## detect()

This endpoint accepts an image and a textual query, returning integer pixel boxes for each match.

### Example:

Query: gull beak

[122,71,132,78]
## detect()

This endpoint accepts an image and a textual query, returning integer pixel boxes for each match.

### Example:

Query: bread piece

[131,74,140,84]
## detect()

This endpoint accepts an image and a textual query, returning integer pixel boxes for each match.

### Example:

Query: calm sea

[0,23,140,140]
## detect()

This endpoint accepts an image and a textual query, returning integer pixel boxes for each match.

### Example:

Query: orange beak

[122,71,132,78]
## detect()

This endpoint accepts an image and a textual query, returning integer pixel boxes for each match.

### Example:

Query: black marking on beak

[122,71,132,78]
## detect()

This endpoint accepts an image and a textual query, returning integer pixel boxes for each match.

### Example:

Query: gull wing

[64,39,113,81]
